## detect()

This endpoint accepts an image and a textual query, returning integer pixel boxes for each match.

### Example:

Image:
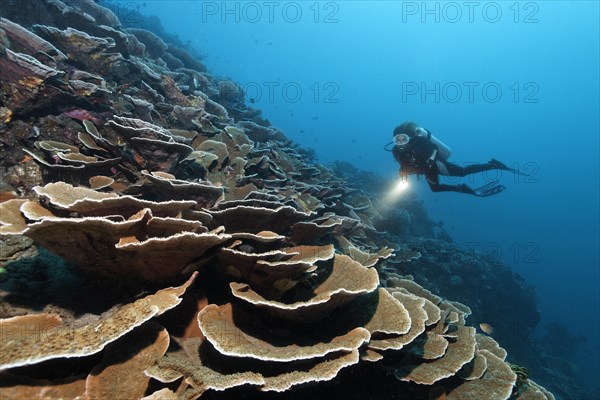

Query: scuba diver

[386,121,521,197]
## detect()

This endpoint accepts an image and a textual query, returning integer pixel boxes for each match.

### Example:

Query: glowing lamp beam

[385,178,410,202]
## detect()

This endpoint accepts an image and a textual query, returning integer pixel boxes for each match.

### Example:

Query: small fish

[1,108,13,123]
[19,155,33,164]
[63,109,104,126]
[116,83,130,94]
[133,153,145,166]
[296,197,310,212]
[480,323,495,335]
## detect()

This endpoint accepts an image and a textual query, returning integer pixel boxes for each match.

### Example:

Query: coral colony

[0,1,555,399]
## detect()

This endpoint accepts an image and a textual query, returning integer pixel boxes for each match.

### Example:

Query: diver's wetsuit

[392,131,507,196]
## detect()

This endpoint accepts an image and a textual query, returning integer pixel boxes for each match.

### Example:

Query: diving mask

[393,133,410,146]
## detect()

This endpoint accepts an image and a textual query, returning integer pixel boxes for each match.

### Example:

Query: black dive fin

[474,180,500,192]
[474,181,506,197]
[506,167,529,176]
[490,158,528,176]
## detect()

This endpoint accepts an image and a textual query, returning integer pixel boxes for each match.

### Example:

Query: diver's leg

[489,159,528,175]
[435,160,497,177]
[437,159,521,177]
[426,173,505,196]
[425,173,476,194]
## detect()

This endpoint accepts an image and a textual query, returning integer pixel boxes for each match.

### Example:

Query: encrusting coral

[0,3,555,400]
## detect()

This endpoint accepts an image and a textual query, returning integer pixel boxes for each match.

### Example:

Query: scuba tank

[415,127,452,160]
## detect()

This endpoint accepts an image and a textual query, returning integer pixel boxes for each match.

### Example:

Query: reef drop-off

[0,1,562,399]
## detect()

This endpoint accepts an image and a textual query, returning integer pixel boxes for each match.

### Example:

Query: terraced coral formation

[0,273,196,369]
[0,181,546,398]
[0,184,227,281]
[0,3,555,399]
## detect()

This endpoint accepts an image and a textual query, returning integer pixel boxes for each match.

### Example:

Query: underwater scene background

[0,0,598,399]
[137,0,599,389]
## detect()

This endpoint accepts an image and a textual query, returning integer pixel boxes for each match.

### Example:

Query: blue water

[119,0,599,388]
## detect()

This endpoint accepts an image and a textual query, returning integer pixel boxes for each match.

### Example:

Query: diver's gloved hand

[425,150,438,170]
[399,169,409,181]
[472,181,506,197]
[426,158,436,170]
